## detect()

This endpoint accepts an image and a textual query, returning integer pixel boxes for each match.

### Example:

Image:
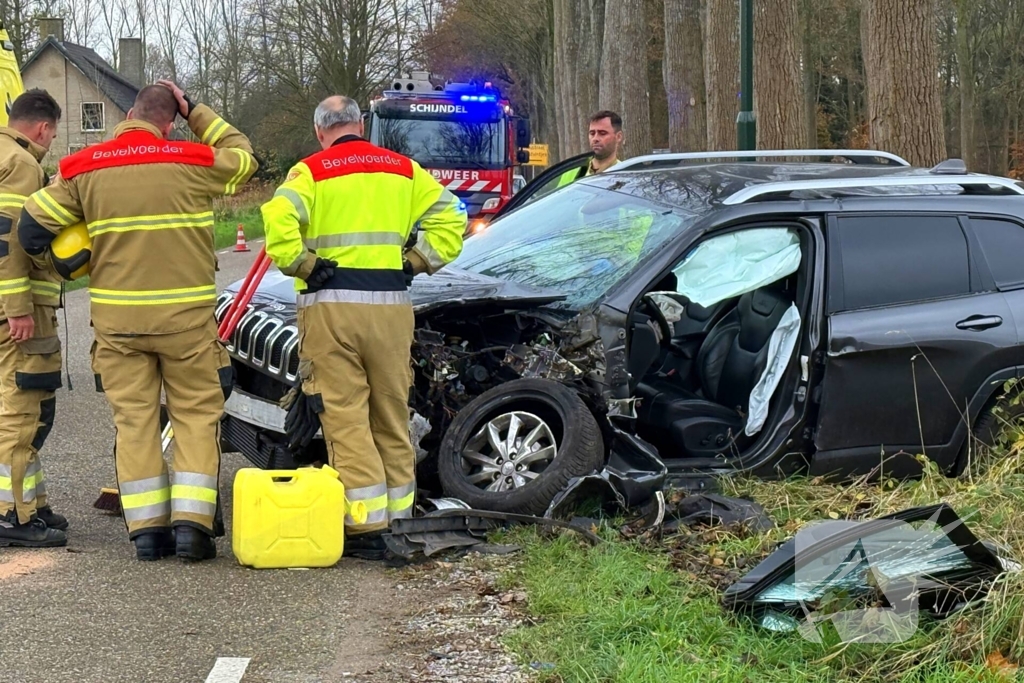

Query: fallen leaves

[986,651,1019,679]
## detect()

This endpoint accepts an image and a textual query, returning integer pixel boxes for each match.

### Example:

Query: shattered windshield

[451,184,699,309]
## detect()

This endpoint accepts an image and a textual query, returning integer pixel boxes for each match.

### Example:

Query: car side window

[832,215,970,311]
[970,218,1024,290]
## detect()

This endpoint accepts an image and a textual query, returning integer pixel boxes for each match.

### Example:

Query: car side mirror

[516,149,530,164]
[516,118,531,148]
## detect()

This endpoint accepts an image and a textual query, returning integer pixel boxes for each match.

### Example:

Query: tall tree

[663,0,705,151]
[575,0,604,135]
[598,0,621,111]
[553,0,582,158]
[704,0,739,150]
[801,0,817,146]
[619,0,651,156]
[863,0,947,165]
[954,0,977,168]
[755,0,807,148]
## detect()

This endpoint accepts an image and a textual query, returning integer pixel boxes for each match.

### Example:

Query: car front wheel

[437,378,605,515]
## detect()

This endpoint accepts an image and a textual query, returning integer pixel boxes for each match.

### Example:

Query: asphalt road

[0,243,420,683]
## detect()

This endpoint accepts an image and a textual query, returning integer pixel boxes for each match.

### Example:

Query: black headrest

[737,287,789,351]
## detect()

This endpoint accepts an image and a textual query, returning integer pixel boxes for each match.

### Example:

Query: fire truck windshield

[370,115,506,170]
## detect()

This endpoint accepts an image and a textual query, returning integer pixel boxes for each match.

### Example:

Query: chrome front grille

[215,291,300,383]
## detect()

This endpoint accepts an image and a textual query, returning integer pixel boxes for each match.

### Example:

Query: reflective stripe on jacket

[261,135,467,300]
[0,128,60,319]
[18,105,258,335]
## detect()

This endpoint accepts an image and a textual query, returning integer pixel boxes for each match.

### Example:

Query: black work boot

[35,506,68,531]
[133,530,175,561]
[343,531,388,561]
[0,510,66,548]
[174,525,217,562]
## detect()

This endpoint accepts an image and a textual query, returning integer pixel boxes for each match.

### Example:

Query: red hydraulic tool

[218,246,272,342]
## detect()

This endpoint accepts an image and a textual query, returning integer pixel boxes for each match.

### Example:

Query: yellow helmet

[49,222,91,280]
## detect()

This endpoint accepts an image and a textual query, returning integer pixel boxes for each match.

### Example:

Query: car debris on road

[723,503,1017,638]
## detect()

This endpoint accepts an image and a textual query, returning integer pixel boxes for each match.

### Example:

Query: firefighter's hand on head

[156,79,196,118]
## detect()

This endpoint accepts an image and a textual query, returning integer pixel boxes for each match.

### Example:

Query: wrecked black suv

[214,149,1024,515]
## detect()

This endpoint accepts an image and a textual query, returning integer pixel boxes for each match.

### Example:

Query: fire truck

[365,71,532,234]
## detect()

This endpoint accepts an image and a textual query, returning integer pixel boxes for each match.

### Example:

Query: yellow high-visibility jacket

[261,135,466,305]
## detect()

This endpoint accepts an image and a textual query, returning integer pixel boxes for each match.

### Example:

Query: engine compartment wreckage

[215,268,668,517]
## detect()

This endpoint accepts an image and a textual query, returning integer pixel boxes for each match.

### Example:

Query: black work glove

[304,257,337,292]
[182,91,197,118]
[402,259,414,287]
[284,389,322,453]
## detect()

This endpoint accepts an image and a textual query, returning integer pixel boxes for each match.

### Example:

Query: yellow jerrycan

[232,464,368,569]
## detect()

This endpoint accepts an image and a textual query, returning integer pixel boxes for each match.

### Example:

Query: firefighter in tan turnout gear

[261,95,466,560]
[0,89,66,548]
[19,81,258,562]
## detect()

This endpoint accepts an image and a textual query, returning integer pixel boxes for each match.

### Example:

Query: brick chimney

[38,17,64,43]
[118,37,144,88]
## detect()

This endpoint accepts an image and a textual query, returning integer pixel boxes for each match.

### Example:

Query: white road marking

[205,657,251,682]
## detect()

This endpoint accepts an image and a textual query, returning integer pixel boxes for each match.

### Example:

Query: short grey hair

[314,95,361,130]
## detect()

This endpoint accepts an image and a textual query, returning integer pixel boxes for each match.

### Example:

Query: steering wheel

[639,293,675,349]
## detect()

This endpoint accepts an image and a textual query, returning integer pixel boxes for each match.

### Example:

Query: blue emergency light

[460,94,496,103]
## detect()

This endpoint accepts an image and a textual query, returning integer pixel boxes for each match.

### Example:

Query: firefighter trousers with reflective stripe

[297,300,416,535]
[92,318,232,537]
[0,309,61,524]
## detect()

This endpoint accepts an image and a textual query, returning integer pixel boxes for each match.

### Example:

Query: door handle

[956,315,1003,331]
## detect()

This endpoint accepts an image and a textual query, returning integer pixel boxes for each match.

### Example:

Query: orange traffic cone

[233,223,250,252]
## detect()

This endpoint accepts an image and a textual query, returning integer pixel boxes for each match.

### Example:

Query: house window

[81,102,104,132]
[68,144,86,156]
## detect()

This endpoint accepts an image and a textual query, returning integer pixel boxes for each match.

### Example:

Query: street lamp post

[737,0,756,152]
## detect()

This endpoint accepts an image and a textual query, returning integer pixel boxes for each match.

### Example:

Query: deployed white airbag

[673,228,801,308]
[745,302,801,436]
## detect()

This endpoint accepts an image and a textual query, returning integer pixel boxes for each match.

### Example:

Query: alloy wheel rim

[460,411,558,492]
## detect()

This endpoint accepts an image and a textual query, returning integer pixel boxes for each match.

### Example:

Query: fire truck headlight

[470,219,489,234]
[482,198,500,211]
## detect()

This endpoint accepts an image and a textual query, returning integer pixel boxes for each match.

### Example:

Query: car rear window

[832,215,970,311]
[970,218,1024,290]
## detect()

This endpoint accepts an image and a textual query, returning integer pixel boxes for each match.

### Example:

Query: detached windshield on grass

[452,184,697,309]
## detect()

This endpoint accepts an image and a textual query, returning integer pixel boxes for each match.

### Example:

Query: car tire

[955,386,1024,477]
[438,378,605,516]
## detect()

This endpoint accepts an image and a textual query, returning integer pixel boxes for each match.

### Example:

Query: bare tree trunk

[705,0,739,150]
[543,0,561,161]
[576,0,604,130]
[664,0,706,151]
[553,0,584,157]
[755,0,807,149]
[619,0,651,156]
[864,0,947,166]
[598,0,621,111]
[954,0,976,169]
[802,0,817,147]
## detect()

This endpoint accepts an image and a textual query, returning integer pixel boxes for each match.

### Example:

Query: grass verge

[503,422,1024,682]
[64,208,265,293]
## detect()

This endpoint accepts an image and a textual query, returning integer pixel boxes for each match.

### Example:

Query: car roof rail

[722,174,1024,205]
[608,149,912,171]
